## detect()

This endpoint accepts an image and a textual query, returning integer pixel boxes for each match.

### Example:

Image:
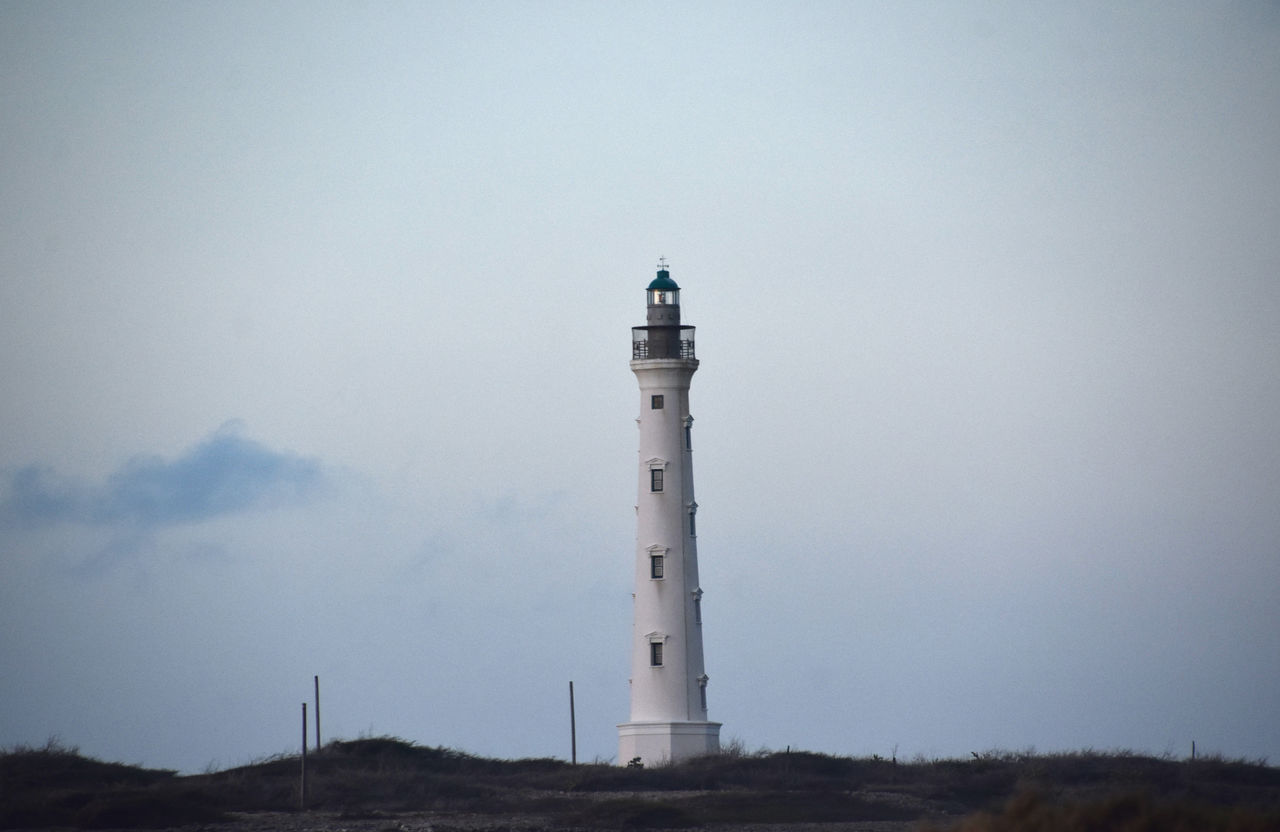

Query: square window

[650,555,664,579]
[650,642,663,666]
[651,394,664,410]
[650,469,664,492]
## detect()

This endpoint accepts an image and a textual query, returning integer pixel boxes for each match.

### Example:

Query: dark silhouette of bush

[568,797,701,828]
[0,740,173,792]
[4,738,1279,829]
[921,788,1280,832]
[71,789,225,829]
[0,740,184,829]
[682,790,919,824]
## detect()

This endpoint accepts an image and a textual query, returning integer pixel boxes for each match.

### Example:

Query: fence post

[314,676,322,751]
[569,681,577,765]
[300,702,308,810]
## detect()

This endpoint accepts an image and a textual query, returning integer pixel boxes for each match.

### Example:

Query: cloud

[0,425,324,530]
[0,465,87,528]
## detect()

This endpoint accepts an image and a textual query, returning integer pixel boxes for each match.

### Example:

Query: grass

[0,739,222,829]
[3,737,1279,829]
[920,788,1280,832]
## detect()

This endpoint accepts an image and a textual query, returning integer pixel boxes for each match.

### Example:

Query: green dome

[648,270,679,291]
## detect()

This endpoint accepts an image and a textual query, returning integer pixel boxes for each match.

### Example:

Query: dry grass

[921,788,1280,832]
[0,738,222,829]
[3,737,1278,830]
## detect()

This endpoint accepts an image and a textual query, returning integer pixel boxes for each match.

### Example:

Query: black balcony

[632,326,696,360]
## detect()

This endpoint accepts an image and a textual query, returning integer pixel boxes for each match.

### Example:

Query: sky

[1,1,1278,773]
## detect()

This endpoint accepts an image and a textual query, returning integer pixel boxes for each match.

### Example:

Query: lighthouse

[618,260,721,766]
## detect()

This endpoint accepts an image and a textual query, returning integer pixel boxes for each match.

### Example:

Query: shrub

[71,789,225,829]
[566,797,700,828]
[921,789,1280,832]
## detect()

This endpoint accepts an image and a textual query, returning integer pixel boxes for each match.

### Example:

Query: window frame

[649,642,663,667]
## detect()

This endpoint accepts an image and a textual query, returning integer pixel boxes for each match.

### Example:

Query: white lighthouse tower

[618,260,721,766]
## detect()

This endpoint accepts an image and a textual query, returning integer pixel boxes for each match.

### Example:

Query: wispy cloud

[0,424,324,530]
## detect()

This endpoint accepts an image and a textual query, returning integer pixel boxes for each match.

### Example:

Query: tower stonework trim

[619,264,721,766]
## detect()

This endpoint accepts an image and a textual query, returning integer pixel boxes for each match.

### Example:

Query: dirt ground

[195,812,923,832]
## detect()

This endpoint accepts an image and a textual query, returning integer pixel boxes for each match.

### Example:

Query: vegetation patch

[3,737,1278,830]
[71,789,226,829]
[681,790,919,824]
[566,797,701,828]
[920,788,1280,832]
[0,740,194,829]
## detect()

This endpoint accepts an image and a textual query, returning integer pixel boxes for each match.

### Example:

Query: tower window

[650,642,663,667]
[694,594,702,624]
[685,424,692,449]
[689,512,696,538]
[650,469,663,492]
[651,394,664,409]
[650,555,664,579]
[700,683,708,710]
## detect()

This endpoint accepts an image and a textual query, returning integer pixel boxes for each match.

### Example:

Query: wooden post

[314,676,321,752]
[300,702,308,810]
[569,681,577,765]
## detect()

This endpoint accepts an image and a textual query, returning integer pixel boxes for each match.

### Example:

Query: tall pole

[569,681,577,765]
[300,702,308,810]
[314,676,321,752]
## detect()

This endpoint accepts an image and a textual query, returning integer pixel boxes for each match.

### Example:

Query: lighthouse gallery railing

[632,326,696,360]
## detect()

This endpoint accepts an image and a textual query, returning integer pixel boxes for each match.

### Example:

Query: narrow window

[699,683,708,710]
[650,469,663,492]
[685,424,692,449]
[651,394,664,410]
[689,512,696,538]
[650,555,664,579]
[694,595,702,624]
[650,642,663,666]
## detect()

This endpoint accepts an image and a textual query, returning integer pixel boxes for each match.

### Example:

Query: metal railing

[632,326,696,360]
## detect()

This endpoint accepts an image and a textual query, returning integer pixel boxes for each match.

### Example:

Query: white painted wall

[618,356,720,765]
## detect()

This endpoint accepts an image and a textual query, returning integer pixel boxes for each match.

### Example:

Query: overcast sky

[2,1,1278,773]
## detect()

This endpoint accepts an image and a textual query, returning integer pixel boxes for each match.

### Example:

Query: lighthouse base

[618,721,721,767]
